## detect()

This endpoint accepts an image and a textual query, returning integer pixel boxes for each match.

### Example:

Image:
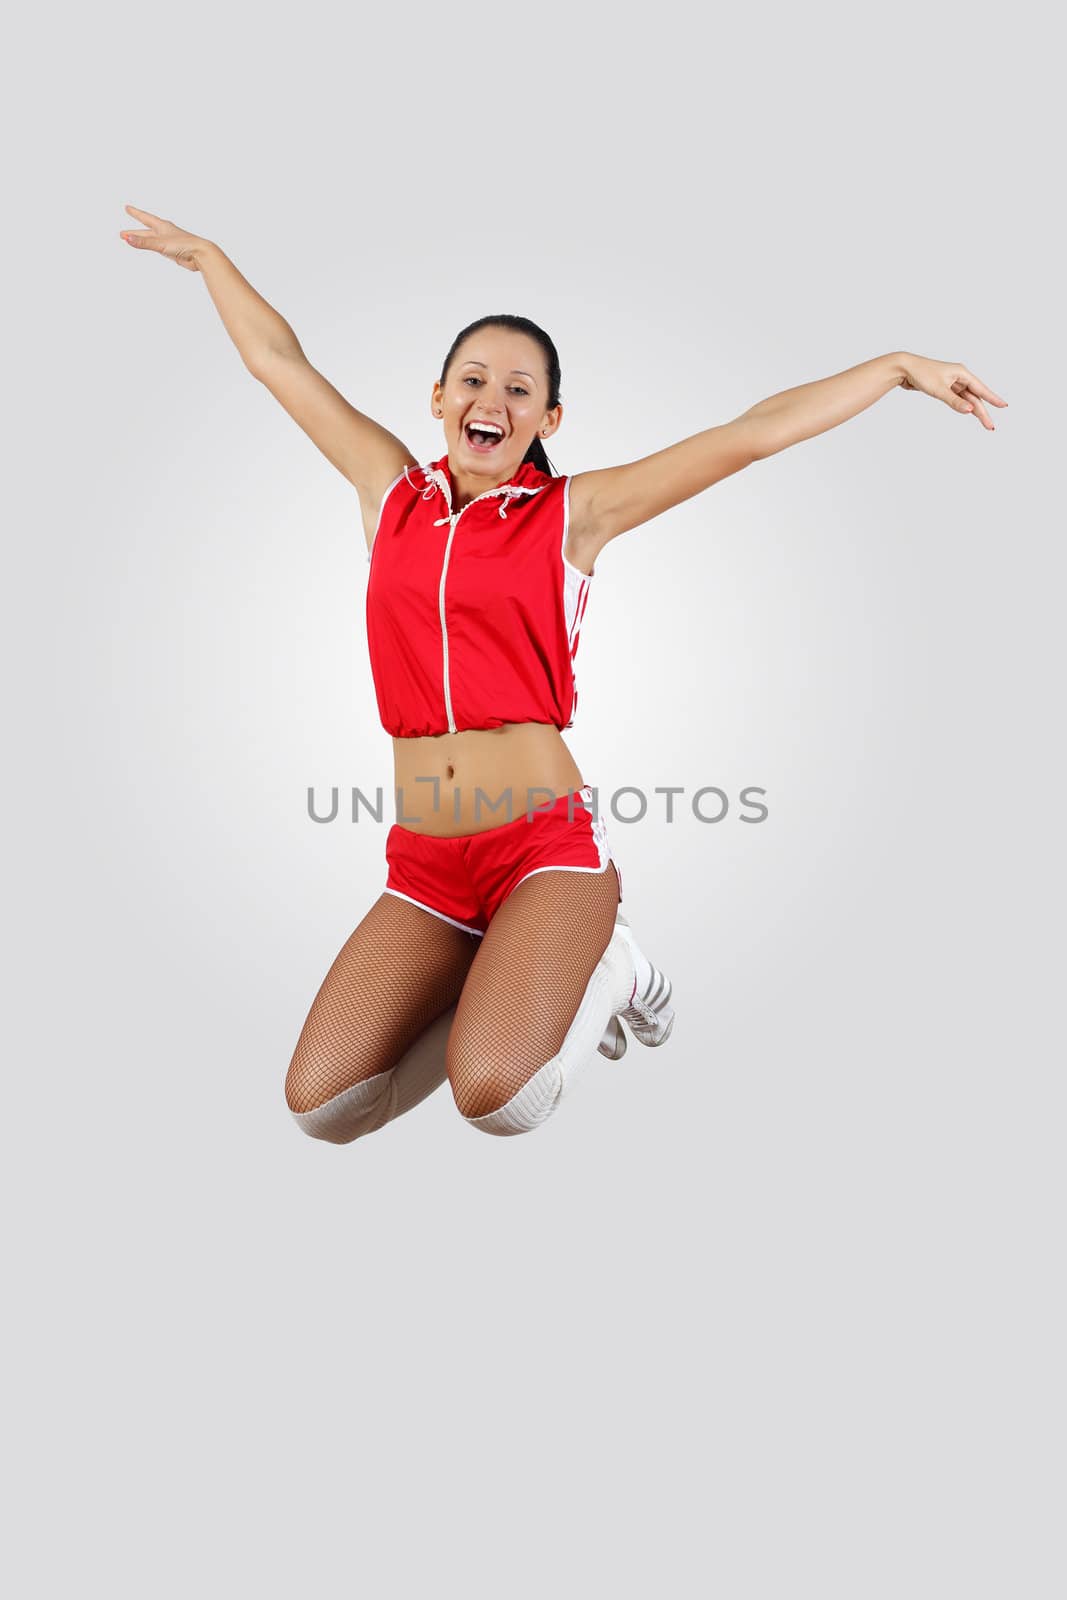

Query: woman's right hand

[119,205,211,272]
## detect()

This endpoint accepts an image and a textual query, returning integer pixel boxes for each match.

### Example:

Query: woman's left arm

[738,350,1008,460]
[570,352,1007,558]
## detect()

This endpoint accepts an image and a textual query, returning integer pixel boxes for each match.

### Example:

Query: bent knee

[284,1048,379,1116]
[285,1058,328,1116]
[446,1030,555,1122]
[453,1055,564,1135]
[287,1068,395,1144]
[449,1063,536,1122]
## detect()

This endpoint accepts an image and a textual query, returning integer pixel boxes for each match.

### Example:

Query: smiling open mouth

[465,422,505,451]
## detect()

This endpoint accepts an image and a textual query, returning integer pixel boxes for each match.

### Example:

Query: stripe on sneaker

[642,969,668,1008]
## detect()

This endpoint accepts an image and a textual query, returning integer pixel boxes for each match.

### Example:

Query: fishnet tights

[285,863,621,1124]
[285,893,477,1114]
[447,865,620,1118]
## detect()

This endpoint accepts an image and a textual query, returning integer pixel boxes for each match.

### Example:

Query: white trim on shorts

[504,790,623,901]
[506,855,619,899]
[382,886,485,938]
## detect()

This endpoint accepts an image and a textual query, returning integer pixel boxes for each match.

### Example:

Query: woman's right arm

[120,207,418,535]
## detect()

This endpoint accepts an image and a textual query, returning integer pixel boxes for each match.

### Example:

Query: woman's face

[433,326,561,478]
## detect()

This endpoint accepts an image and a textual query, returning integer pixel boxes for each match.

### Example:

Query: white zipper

[437,511,463,733]
[431,477,540,735]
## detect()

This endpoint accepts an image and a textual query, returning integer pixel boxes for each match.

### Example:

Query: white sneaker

[597,911,675,1059]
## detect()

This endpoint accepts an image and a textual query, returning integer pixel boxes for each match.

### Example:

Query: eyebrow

[460,360,536,383]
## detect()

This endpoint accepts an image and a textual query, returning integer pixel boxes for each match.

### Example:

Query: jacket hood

[405,453,557,524]
[428,452,556,493]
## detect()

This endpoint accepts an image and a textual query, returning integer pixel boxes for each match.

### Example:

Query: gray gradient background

[5,2,1062,1597]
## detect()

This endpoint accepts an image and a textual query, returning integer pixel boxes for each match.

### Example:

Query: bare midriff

[391,721,586,838]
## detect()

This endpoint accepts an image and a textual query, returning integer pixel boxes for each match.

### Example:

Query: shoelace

[625,994,664,1029]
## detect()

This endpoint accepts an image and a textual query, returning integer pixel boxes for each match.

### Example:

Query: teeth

[468,421,504,437]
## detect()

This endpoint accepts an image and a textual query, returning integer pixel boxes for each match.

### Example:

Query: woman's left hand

[898,354,1008,430]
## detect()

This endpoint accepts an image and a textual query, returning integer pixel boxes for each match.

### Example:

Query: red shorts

[384,784,623,938]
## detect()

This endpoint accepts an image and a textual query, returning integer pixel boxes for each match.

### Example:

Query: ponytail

[521,434,556,476]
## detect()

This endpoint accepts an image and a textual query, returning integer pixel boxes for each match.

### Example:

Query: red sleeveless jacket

[365,454,593,739]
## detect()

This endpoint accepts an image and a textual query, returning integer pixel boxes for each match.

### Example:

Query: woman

[119,204,1006,1142]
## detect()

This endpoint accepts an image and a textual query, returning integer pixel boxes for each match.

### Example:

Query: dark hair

[439,313,562,476]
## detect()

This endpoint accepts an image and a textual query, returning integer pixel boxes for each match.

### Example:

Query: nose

[471,402,506,423]
[476,386,505,410]
[477,378,506,406]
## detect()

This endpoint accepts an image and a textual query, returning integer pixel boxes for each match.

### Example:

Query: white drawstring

[497,488,524,518]
[405,464,442,503]
[413,465,543,526]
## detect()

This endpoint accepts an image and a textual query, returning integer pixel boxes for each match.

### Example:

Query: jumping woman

[120,204,1006,1141]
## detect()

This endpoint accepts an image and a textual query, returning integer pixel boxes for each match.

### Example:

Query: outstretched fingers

[121,204,153,242]
[118,205,203,272]
[954,368,1009,430]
